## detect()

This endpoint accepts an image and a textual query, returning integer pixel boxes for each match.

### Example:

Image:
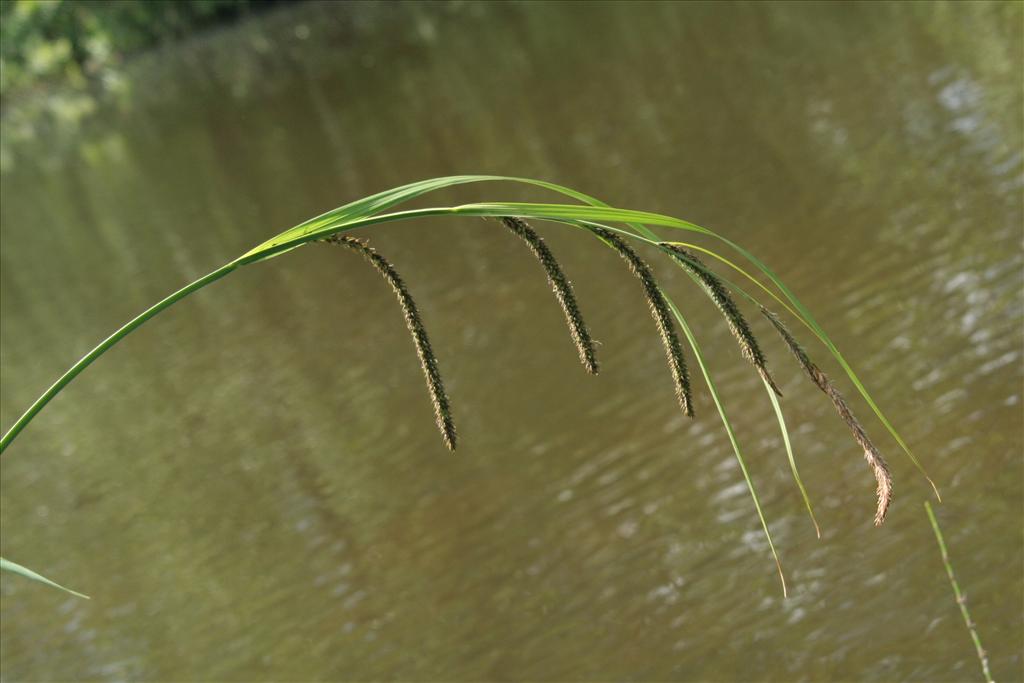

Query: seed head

[324,234,457,451]
[761,308,893,525]
[501,217,599,375]
[662,244,782,397]
[590,227,693,418]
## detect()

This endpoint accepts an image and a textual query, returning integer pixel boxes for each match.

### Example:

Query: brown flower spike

[761,308,893,525]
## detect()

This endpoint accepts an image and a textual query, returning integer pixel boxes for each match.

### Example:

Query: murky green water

[2,2,1021,681]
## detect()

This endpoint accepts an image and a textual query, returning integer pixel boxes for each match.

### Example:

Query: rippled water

[1,2,1021,681]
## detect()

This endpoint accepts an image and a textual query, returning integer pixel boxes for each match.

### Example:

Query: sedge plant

[0,175,943,600]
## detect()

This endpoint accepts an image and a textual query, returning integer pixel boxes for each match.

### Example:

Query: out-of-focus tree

[1,0,274,99]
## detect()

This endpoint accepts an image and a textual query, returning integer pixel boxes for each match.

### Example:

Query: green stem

[924,502,994,683]
[0,262,238,454]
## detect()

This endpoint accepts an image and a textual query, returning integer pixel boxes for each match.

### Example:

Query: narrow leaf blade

[763,377,821,538]
[1,557,90,599]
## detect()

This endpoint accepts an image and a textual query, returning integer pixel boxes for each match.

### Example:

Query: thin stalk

[665,297,787,597]
[763,377,820,538]
[924,502,994,683]
[0,262,238,454]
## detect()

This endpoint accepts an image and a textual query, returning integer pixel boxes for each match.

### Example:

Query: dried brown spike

[661,244,783,397]
[589,227,694,418]
[761,308,893,525]
[324,234,457,451]
[501,217,599,375]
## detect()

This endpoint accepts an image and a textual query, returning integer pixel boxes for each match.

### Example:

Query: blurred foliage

[0,0,281,169]
[0,0,274,98]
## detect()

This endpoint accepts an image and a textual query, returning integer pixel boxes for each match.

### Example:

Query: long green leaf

[0,557,90,599]
[244,175,611,259]
[0,263,238,453]
[762,377,820,538]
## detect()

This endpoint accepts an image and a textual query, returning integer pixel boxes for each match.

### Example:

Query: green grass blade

[239,207,468,262]
[763,376,820,538]
[664,298,788,598]
[1,557,90,599]
[240,203,707,263]
[924,502,994,683]
[622,227,819,537]
[245,175,613,258]
[291,176,487,232]
[0,263,238,454]
[297,174,631,229]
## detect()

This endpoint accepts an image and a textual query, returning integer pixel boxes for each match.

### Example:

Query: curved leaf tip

[1,557,90,599]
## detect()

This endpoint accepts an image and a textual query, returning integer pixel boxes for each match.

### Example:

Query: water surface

[1,2,1021,680]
